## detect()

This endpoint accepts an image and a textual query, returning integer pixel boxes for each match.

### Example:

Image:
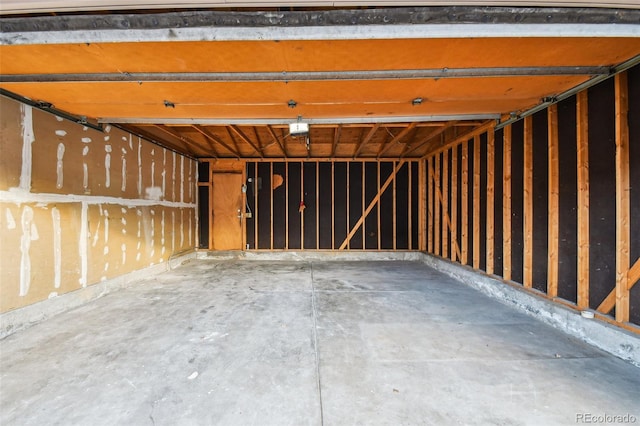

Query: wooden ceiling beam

[377,122,417,158]
[225,127,243,157]
[189,125,219,159]
[353,123,381,158]
[229,125,264,158]
[421,120,497,158]
[331,124,343,158]
[151,125,198,156]
[267,125,288,158]
[401,122,457,158]
[193,125,241,158]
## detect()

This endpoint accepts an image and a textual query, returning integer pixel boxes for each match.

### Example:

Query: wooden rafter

[401,122,454,158]
[189,125,219,158]
[266,125,288,157]
[331,124,342,158]
[253,126,264,156]
[193,125,241,158]
[377,122,417,158]
[229,125,264,158]
[353,123,380,158]
[339,160,406,250]
[152,125,197,156]
[225,127,242,157]
[422,120,496,158]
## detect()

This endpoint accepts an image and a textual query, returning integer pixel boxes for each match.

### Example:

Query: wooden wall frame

[421,69,640,332]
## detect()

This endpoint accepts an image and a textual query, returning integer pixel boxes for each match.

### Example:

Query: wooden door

[211,172,244,250]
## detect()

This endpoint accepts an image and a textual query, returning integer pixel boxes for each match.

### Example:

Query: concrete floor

[1,259,639,426]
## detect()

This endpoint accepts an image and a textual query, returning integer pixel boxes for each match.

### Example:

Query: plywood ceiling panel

[1,7,639,159]
[2,38,640,75]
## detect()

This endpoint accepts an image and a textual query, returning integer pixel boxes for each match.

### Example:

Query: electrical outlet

[245,212,252,218]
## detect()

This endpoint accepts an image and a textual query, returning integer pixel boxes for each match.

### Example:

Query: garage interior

[1,2,640,424]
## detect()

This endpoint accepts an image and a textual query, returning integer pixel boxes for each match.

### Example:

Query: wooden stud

[418,159,427,252]
[597,257,640,315]
[486,128,495,274]
[429,167,462,261]
[378,161,382,250]
[209,177,214,250]
[524,115,534,288]
[434,154,441,256]
[576,90,590,309]
[254,162,259,249]
[409,162,413,250]
[242,163,247,251]
[346,162,350,250]
[339,161,406,250]
[442,150,449,258]
[301,162,305,250]
[450,146,458,262]
[427,157,433,253]
[615,72,630,323]
[503,125,512,281]
[317,161,320,250]
[270,162,274,250]
[473,135,481,270]
[285,161,289,250]
[363,161,367,249]
[548,104,560,298]
[331,162,335,250]
[393,161,397,250]
[461,141,469,265]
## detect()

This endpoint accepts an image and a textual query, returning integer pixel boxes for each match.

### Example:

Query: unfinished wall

[241,160,420,251]
[0,96,197,314]
[425,67,640,329]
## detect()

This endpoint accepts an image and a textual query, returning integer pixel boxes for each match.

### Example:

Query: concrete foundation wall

[0,96,197,314]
